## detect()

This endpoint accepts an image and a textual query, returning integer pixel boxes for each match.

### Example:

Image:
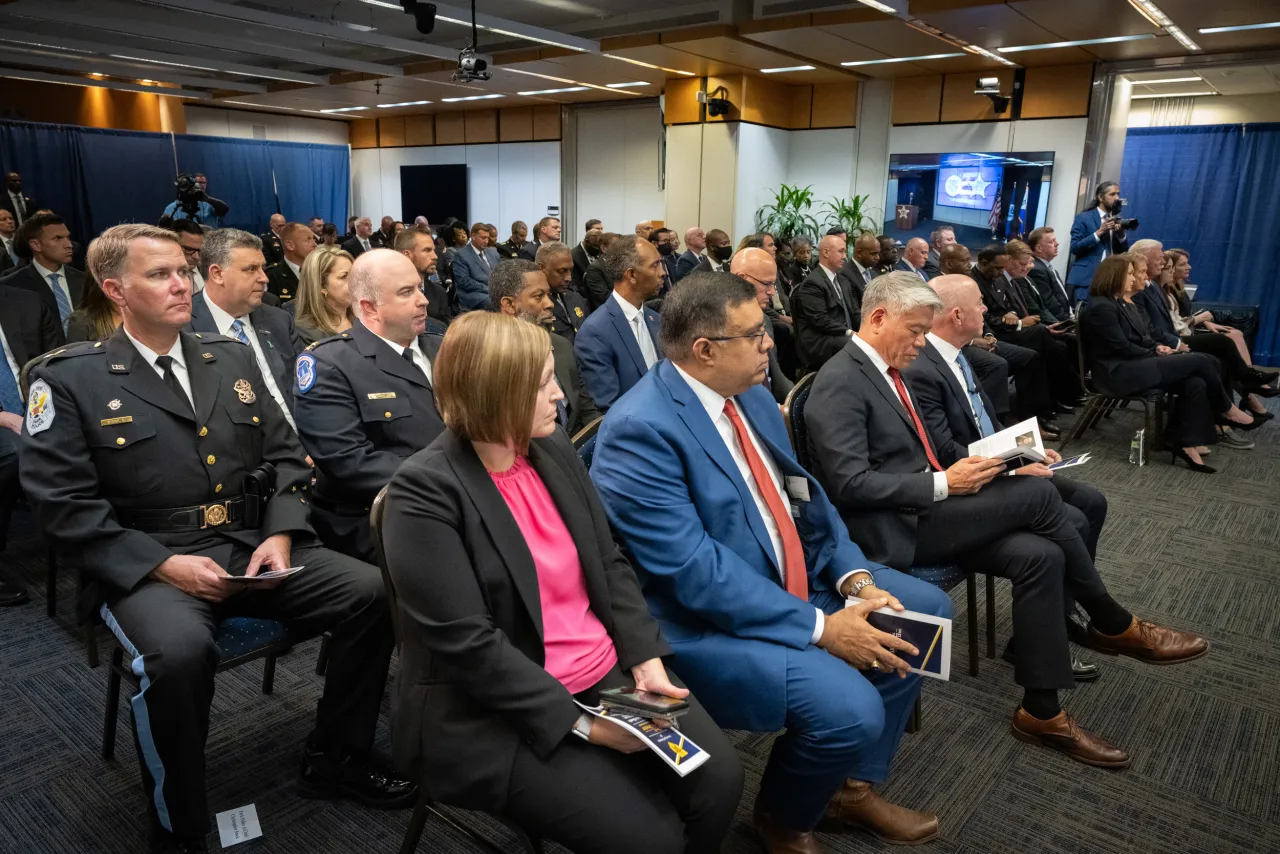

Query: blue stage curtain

[1122,124,1280,365]
[268,141,349,228]
[0,120,93,243]
[74,128,178,238]
[173,134,277,233]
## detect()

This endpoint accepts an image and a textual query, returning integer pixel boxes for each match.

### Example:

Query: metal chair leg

[985,574,996,659]
[262,651,277,695]
[103,647,123,760]
[966,574,979,677]
[905,696,921,735]
[399,787,433,854]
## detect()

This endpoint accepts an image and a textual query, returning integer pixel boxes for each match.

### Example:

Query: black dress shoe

[1055,403,1076,415]
[0,577,28,607]
[1003,638,1100,682]
[1041,425,1062,441]
[297,746,418,809]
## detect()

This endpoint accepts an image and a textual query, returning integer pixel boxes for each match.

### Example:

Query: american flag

[988,196,1002,233]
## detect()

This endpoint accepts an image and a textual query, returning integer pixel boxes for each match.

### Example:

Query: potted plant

[821,194,880,236]
[755,184,821,245]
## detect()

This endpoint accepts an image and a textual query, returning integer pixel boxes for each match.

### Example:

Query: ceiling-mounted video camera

[398,0,437,35]
[452,47,492,83]
[975,77,1010,114]
[697,87,731,118]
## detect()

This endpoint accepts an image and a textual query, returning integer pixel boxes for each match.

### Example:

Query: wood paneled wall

[0,79,187,133]
[664,75,857,130]
[892,63,1095,125]
[353,105,562,149]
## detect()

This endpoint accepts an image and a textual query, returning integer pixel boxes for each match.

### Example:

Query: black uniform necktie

[155,355,193,417]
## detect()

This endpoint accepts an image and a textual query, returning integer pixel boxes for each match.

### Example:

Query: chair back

[368,484,403,647]
[781,371,816,469]
[571,415,604,469]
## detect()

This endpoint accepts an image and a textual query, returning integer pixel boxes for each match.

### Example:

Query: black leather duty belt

[117,497,247,533]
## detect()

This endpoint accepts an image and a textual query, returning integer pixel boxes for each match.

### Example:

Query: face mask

[658,243,675,257]
[713,245,733,262]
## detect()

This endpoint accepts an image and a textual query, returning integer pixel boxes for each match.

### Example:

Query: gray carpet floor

[1,399,1278,854]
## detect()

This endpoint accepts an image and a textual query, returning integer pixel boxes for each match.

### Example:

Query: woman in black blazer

[1079,256,1263,472]
[382,312,743,854]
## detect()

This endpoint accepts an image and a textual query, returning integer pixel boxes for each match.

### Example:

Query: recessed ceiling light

[605,81,649,88]
[1199,20,1280,34]
[1131,90,1218,99]
[603,53,696,77]
[1126,0,1202,51]
[856,0,897,12]
[518,86,588,95]
[760,65,814,74]
[353,0,589,52]
[998,34,1155,53]
[89,72,105,78]
[140,78,154,84]
[319,106,370,113]
[441,93,505,102]
[1131,75,1203,84]
[964,45,1018,67]
[378,100,433,107]
[841,52,965,66]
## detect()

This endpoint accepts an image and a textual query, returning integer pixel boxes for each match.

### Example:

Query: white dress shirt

[612,290,658,369]
[471,242,490,270]
[32,260,73,308]
[672,364,828,643]
[371,330,433,385]
[202,290,297,431]
[123,328,193,409]
[850,333,949,501]
[1095,205,1112,259]
[285,258,300,279]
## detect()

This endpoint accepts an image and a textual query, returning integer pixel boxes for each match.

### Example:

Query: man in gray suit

[450,221,500,311]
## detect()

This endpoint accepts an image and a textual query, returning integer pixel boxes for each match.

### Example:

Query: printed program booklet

[968,417,1045,470]
[844,599,952,681]
[1048,452,1091,471]
[574,701,711,776]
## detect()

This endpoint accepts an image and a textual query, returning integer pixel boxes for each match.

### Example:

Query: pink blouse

[490,456,618,694]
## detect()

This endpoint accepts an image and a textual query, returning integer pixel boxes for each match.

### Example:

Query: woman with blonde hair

[65,278,122,343]
[382,311,742,854]
[293,245,355,346]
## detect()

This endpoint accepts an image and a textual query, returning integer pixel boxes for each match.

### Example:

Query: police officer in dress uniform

[19,225,414,854]
[294,249,445,562]
[260,213,285,268]
[536,241,590,345]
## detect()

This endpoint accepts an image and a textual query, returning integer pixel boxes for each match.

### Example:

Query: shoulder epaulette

[190,333,241,345]
[310,331,354,350]
[41,341,102,364]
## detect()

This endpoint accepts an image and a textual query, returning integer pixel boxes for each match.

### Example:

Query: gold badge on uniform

[234,378,257,404]
[574,307,585,318]
[107,399,122,410]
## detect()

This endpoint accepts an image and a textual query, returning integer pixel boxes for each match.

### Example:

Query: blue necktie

[49,272,72,331]
[956,352,996,438]
[229,319,251,346]
[0,359,22,417]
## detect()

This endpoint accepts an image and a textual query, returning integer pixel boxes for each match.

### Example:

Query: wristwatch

[572,712,593,741]
[847,572,875,598]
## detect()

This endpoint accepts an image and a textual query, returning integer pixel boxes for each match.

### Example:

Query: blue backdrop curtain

[0,118,348,253]
[1121,123,1280,365]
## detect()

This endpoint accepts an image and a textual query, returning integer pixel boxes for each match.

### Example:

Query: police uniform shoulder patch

[296,353,317,394]
[26,379,55,435]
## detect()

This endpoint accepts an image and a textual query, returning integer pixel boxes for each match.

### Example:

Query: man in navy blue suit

[573,235,664,410]
[895,237,931,281]
[1066,181,1130,303]
[591,271,948,853]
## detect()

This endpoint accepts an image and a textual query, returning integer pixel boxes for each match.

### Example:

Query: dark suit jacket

[549,288,589,345]
[805,339,938,569]
[2,264,86,323]
[383,428,668,805]
[974,269,1030,332]
[838,258,874,302]
[1028,258,1073,320]
[0,193,36,223]
[1067,208,1128,297]
[1132,282,1180,348]
[923,249,942,281]
[790,266,858,373]
[1077,297,1162,396]
[764,314,794,404]
[673,249,701,283]
[423,276,452,325]
[573,295,661,410]
[186,291,301,415]
[894,260,930,282]
[551,331,600,435]
[902,341,1001,467]
[341,236,374,258]
[570,244,593,295]
[579,262,613,313]
[266,261,299,303]
[0,283,65,371]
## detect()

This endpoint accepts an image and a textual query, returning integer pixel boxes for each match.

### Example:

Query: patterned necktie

[49,272,72,330]
[956,353,996,438]
[632,314,658,369]
[886,367,942,472]
[229,319,251,346]
[722,400,808,601]
[0,359,22,417]
[155,355,193,416]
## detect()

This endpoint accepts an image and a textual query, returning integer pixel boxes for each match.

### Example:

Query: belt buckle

[201,502,228,528]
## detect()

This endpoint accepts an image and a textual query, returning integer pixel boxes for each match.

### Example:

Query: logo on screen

[943,172,991,201]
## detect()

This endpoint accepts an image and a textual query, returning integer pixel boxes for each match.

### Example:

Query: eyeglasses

[705,327,769,350]
[738,272,777,293]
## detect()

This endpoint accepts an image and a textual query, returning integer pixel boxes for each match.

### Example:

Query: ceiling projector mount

[974,76,1011,114]
[399,0,491,83]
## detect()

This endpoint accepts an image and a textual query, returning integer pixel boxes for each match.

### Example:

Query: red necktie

[886,367,943,472]
[722,400,809,602]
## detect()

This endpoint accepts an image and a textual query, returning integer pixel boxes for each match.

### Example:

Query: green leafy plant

[755,184,821,245]
[820,194,880,236]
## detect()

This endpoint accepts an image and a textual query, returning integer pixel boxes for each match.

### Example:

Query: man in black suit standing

[570,223,601,295]
[2,213,84,334]
[266,222,317,304]
[0,172,36,226]
[731,247,793,403]
[0,209,18,275]
[260,213,286,267]
[790,232,859,373]
[189,229,301,429]
[342,217,376,258]
[1026,227,1074,322]
[394,225,452,326]
[536,241,590,344]
[805,270,1209,767]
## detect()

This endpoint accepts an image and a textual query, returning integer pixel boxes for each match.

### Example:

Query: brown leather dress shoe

[818,779,939,845]
[1083,617,1209,665]
[1011,708,1130,768]
[753,802,823,854]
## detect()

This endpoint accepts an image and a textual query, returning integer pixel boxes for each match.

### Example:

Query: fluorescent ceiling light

[0,37,91,53]
[379,100,433,107]
[857,0,897,12]
[111,53,315,84]
[760,65,814,74]
[355,0,587,52]
[603,53,696,77]
[1126,0,1202,51]
[1199,21,1280,34]
[1131,90,1217,99]
[998,34,1154,53]
[441,93,504,102]
[0,67,209,99]
[842,52,965,66]
[606,81,649,88]
[319,106,369,113]
[518,86,588,95]
[963,45,1018,67]
[1131,75,1202,84]
[501,66,624,94]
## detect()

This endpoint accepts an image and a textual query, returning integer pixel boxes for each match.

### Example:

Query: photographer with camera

[1066,181,1136,304]
[162,172,229,228]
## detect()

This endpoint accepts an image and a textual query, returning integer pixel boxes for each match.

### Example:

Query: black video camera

[1107,198,1138,231]
[174,173,205,217]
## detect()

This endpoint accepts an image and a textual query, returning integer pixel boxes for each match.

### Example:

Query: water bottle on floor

[1128,428,1145,466]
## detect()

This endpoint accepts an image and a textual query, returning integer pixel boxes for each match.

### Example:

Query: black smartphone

[599,687,690,717]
